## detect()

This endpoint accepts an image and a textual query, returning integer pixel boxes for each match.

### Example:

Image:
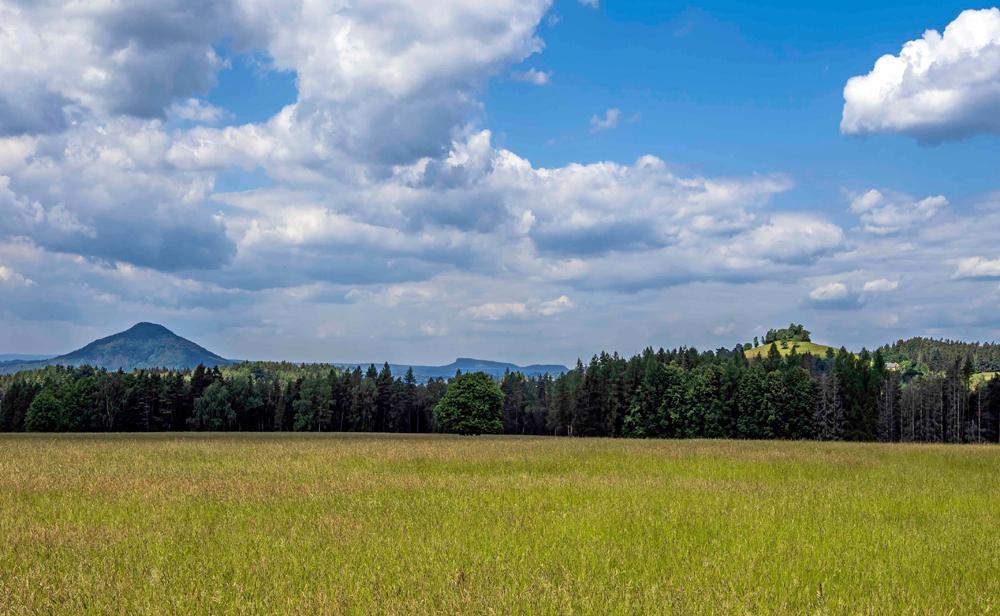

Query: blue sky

[203,1,997,200]
[2,1,1000,364]
[486,1,998,201]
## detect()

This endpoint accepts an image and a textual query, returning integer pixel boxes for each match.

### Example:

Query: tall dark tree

[375,363,394,432]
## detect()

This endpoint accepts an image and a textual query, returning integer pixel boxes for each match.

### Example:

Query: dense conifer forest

[2,327,999,442]
[878,337,1000,373]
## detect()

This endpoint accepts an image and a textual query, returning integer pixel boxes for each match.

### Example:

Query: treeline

[0,363,444,434]
[1,346,999,443]
[880,337,1000,373]
[532,346,998,443]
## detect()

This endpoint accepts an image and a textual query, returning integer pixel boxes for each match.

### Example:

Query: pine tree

[376,362,394,432]
[736,365,771,439]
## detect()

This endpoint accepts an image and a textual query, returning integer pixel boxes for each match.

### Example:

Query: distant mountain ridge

[0,323,232,374]
[0,354,54,362]
[0,324,568,379]
[0,354,55,371]
[334,357,569,382]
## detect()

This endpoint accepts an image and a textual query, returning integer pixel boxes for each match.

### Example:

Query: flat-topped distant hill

[335,357,569,382]
[1,326,567,380]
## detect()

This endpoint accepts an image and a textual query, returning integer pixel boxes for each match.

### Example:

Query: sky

[2,1,1000,365]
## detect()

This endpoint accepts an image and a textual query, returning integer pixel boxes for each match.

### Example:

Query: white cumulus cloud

[464,295,575,320]
[954,256,1000,279]
[463,301,530,321]
[537,295,575,316]
[863,278,899,292]
[0,1,238,134]
[849,189,948,235]
[809,282,849,302]
[727,213,844,265]
[842,8,1000,142]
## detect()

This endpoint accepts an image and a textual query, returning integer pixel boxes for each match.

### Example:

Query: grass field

[744,341,837,359]
[1,435,999,614]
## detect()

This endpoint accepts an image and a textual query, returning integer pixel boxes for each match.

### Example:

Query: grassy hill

[744,340,838,359]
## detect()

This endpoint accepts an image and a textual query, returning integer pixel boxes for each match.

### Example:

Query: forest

[2,328,999,443]
[878,337,1000,373]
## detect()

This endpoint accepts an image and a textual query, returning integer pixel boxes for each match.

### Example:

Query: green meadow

[1,434,998,614]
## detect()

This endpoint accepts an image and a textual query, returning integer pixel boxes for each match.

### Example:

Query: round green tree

[24,388,63,432]
[433,372,503,435]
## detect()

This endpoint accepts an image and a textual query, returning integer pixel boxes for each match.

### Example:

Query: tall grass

[1,434,998,614]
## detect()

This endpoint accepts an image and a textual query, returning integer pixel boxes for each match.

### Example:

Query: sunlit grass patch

[744,341,837,358]
[971,371,998,389]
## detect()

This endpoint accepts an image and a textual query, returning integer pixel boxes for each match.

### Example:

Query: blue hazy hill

[334,357,568,382]
[1,325,568,380]
[0,323,232,374]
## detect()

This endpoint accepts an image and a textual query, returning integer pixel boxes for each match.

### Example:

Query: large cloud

[849,189,948,235]
[171,129,805,297]
[0,0,554,273]
[5,0,944,361]
[164,0,551,170]
[0,0,246,135]
[0,121,235,271]
[842,8,1000,142]
[953,256,1000,280]
[264,0,549,163]
[724,214,844,266]
[0,0,818,292]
